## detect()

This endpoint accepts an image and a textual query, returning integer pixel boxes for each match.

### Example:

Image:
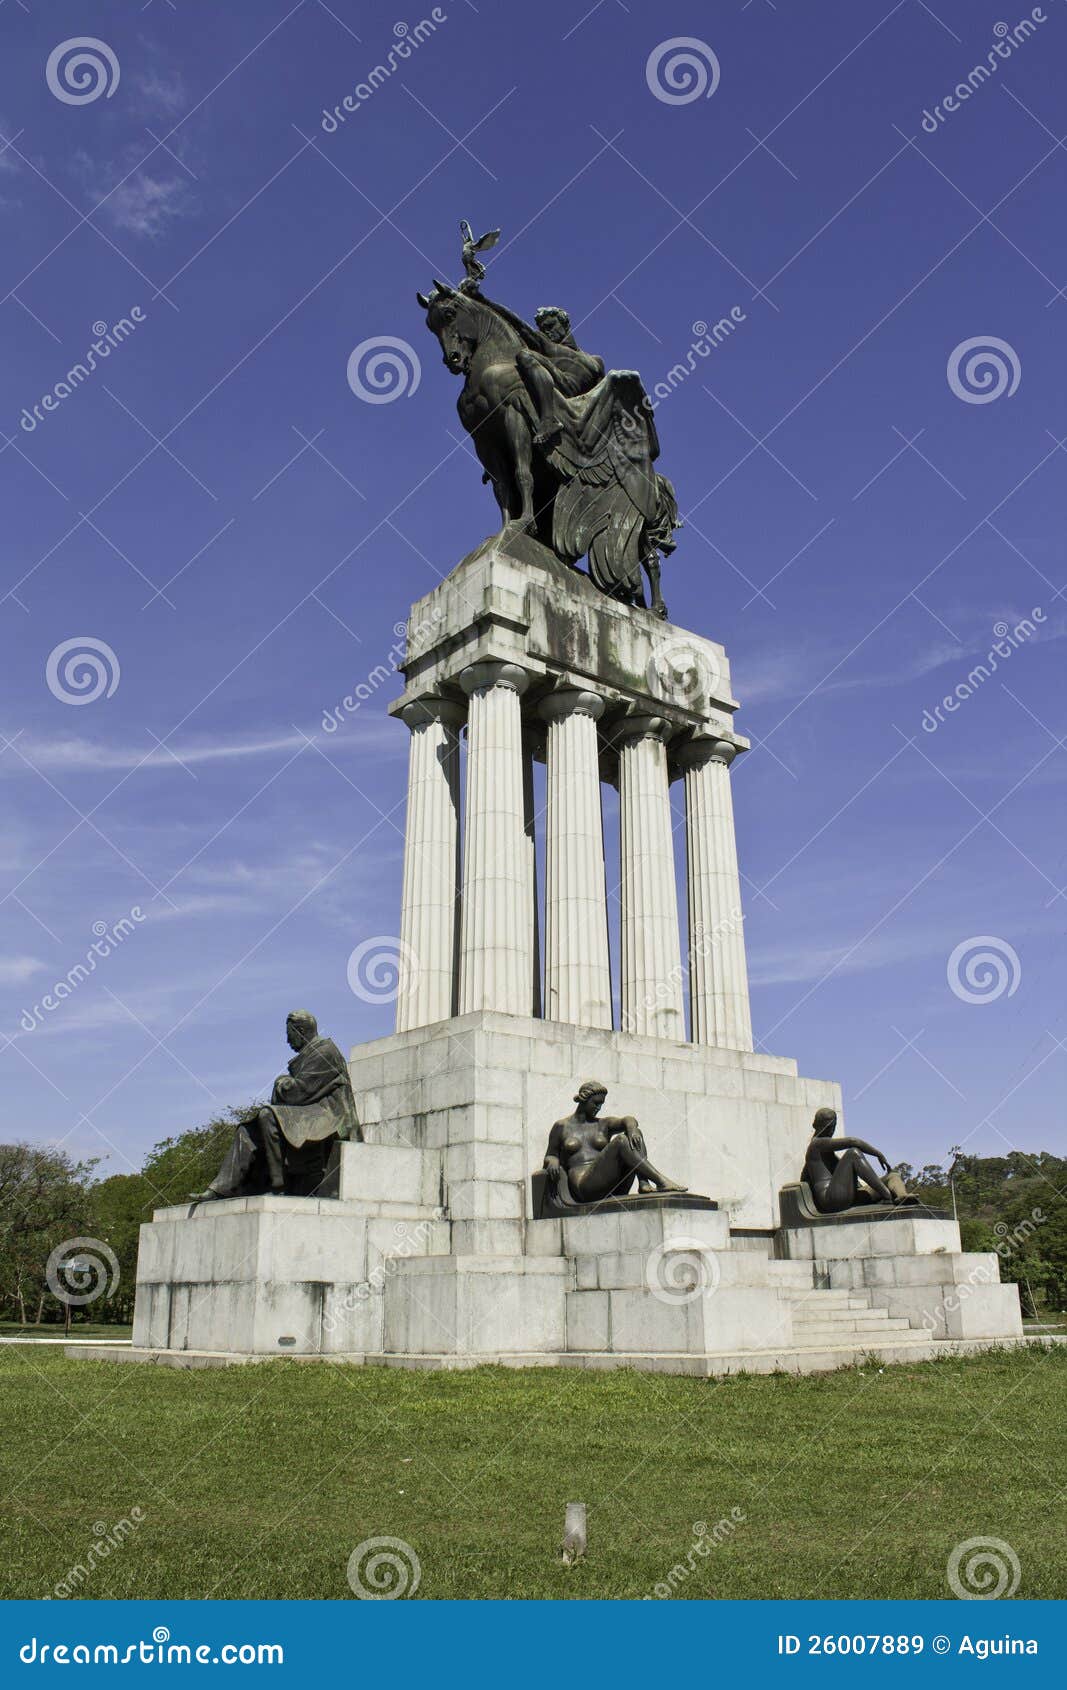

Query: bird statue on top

[416,220,680,618]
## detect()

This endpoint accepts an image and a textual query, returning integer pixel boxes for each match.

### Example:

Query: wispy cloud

[132,69,188,120]
[0,721,399,777]
[72,145,195,239]
[0,956,46,986]
[0,118,19,174]
[740,605,1065,710]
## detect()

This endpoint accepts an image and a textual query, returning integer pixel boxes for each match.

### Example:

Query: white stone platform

[113,1132,1030,1374]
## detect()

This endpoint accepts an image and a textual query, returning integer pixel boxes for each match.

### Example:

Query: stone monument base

[89,1016,1037,1375]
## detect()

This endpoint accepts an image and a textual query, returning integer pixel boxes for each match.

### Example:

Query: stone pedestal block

[383,1255,569,1356]
[131,1193,448,1357]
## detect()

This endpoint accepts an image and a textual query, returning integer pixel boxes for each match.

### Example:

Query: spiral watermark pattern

[46,1237,120,1306]
[347,936,419,1004]
[646,38,720,106]
[646,638,720,708]
[947,336,1020,404]
[46,38,120,106]
[346,1536,421,1599]
[46,637,120,706]
[347,336,421,403]
[645,1239,721,1306]
[947,1536,1021,1599]
[947,936,1021,1004]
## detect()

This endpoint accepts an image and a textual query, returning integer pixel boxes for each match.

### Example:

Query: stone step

[781,1290,868,1308]
[793,1306,912,1325]
[791,1319,914,1342]
[793,1302,905,1323]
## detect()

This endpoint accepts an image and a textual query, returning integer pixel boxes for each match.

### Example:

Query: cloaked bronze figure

[802,1107,917,1214]
[191,1010,362,1201]
[543,1080,686,1207]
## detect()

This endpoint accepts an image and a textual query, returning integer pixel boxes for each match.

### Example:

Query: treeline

[0,1112,239,1328]
[2,1131,1065,1327]
[901,1151,1067,1315]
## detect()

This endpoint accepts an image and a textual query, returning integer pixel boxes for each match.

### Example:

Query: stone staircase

[782,1287,921,1350]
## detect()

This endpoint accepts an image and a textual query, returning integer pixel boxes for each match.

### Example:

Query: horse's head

[416,280,478,377]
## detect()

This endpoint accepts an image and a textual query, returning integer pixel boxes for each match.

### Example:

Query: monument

[109,226,1028,1374]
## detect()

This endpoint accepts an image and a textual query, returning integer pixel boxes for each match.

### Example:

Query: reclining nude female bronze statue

[542,1080,687,1208]
[802,1106,917,1214]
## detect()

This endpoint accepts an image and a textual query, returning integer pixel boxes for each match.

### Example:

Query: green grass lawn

[0,1323,133,1341]
[1,1345,1065,1600]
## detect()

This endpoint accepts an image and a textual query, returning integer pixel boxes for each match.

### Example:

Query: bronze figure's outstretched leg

[829,1146,894,1209]
[193,1108,285,1202]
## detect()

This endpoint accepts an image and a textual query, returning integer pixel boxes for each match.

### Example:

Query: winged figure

[459,220,501,286]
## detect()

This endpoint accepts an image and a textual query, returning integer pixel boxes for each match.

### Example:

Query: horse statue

[415,277,678,617]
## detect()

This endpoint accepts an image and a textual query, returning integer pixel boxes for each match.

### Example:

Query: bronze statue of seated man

[191,1009,362,1202]
[543,1080,686,1207]
[802,1106,918,1214]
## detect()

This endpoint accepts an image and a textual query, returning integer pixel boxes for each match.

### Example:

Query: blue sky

[1,0,1064,1181]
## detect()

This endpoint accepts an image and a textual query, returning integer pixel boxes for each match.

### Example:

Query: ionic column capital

[539,688,605,725]
[675,734,740,771]
[459,661,533,699]
[615,712,674,746]
[399,695,466,733]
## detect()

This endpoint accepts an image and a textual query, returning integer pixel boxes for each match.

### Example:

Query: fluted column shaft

[617,715,684,1040]
[396,698,464,1032]
[458,662,536,1015]
[541,690,612,1029]
[679,737,753,1051]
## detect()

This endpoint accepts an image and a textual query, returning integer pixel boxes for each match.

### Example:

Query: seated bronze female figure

[543,1081,686,1206]
[802,1106,915,1214]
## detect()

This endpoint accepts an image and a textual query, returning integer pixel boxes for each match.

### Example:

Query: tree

[0,1144,98,1325]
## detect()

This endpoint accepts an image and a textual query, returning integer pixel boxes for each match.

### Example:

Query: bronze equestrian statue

[417,223,679,618]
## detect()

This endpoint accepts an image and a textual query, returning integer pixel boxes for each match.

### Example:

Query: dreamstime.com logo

[46,1237,120,1307]
[647,637,721,708]
[321,609,443,732]
[947,336,1021,404]
[323,1213,445,1334]
[946,936,1021,1005]
[947,1536,1021,1599]
[18,908,146,1033]
[920,610,1044,733]
[645,1239,721,1306]
[43,1510,146,1601]
[347,335,421,403]
[646,38,720,105]
[919,1209,1043,1333]
[346,1536,421,1598]
[347,936,420,1005]
[46,38,120,105]
[46,638,120,705]
[920,11,1048,133]
[20,311,146,433]
[19,1628,284,1665]
[320,12,448,132]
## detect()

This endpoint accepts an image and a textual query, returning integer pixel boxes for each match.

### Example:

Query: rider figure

[515,306,604,447]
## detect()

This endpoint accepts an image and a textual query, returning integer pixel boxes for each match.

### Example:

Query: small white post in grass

[562,1502,587,1565]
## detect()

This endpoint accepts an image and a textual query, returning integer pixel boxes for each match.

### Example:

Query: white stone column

[540,689,612,1029]
[395,697,464,1032]
[617,714,684,1041]
[677,736,753,1051]
[458,661,536,1016]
